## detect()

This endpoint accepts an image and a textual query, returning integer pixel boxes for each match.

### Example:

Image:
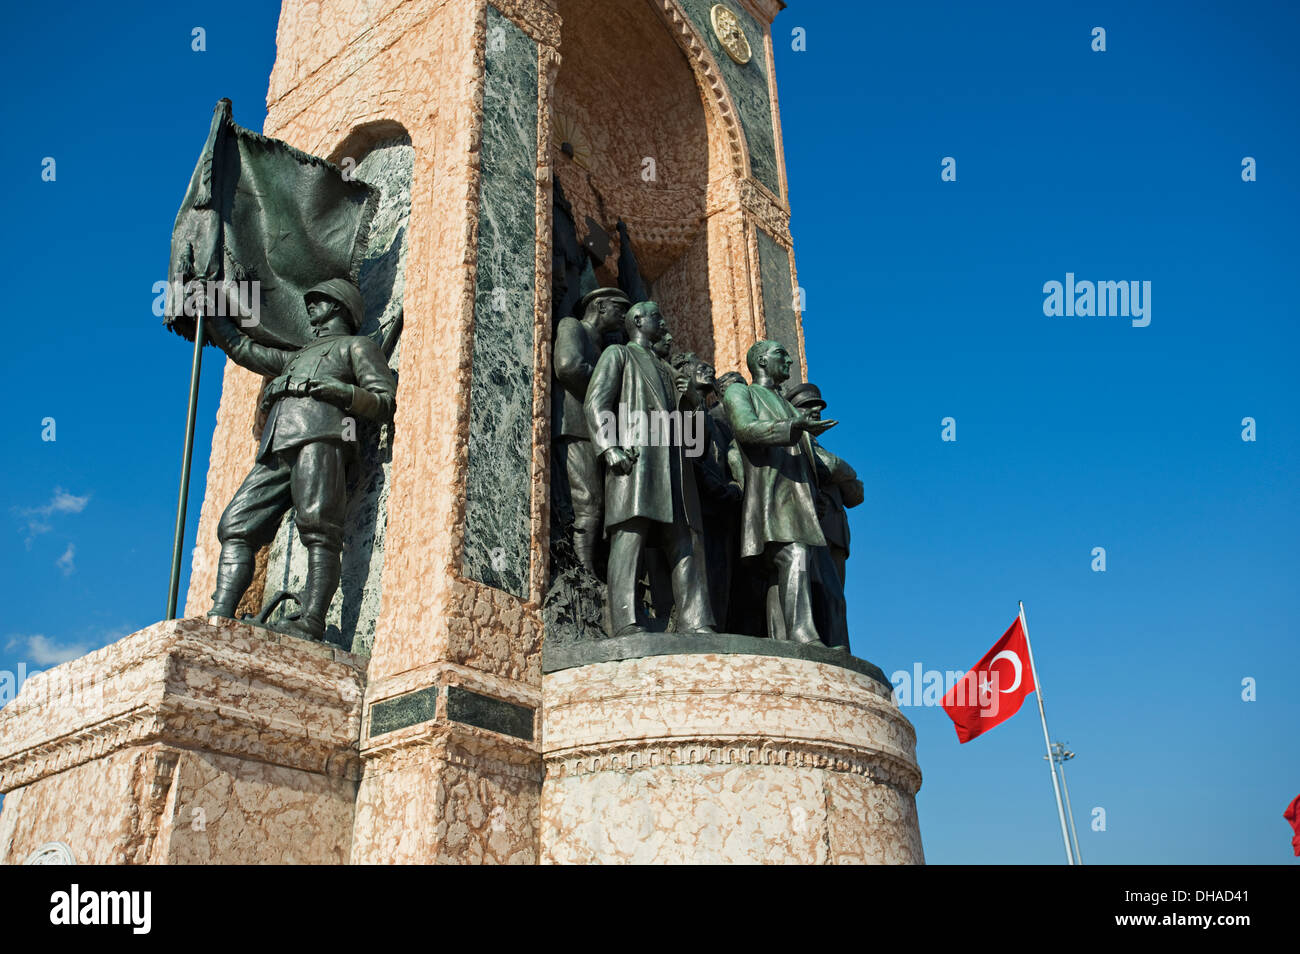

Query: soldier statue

[584,302,715,637]
[205,278,398,641]
[552,287,631,573]
[786,382,864,586]
[723,340,845,647]
[787,381,861,648]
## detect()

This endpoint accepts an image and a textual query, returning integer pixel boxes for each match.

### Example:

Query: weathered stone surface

[541,652,924,864]
[0,618,366,864]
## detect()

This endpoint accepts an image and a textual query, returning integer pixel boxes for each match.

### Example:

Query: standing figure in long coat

[723,340,841,646]
[584,302,716,637]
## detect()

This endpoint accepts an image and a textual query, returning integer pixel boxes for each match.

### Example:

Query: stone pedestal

[540,649,924,864]
[0,618,365,865]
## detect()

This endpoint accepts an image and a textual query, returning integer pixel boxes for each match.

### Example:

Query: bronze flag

[164,98,378,350]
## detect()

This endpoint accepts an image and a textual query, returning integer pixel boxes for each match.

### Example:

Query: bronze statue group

[554,287,863,650]
[198,274,861,653]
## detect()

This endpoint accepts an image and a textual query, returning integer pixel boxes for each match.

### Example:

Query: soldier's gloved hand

[604,447,637,476]
[308,380,353,408]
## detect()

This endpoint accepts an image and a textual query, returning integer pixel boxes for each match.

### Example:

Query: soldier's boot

[573,528,597,575]
[281,545,341,642]
[210,542,255,619]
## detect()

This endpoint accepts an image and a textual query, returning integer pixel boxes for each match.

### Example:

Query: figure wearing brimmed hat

[553,287,631,573]
[204,278,397,641]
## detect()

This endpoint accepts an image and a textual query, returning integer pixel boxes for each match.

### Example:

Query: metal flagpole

[166,306,206,620]
[1019,600,1074,865]
[1055,744,1084,864]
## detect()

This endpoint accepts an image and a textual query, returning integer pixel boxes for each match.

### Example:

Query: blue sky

[1,0,1296,864]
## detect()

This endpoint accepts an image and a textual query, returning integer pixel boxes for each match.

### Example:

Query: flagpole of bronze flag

[1019,600,1075,865]
[165,305,205,620]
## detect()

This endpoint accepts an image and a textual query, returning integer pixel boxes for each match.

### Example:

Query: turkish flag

[942,616,1038,743]
[1285,795,1300,856]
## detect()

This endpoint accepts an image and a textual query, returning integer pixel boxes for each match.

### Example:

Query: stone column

[170,0,560,864]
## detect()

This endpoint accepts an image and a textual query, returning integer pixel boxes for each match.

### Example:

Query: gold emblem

[709,4,752,65]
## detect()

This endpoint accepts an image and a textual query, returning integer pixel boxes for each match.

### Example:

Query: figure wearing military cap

[787,381,862,648]
[785,382,863,585]
[552,287,632,573]
[205,278,398,641]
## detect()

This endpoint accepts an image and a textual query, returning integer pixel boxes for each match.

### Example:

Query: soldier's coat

[207,319,397,461]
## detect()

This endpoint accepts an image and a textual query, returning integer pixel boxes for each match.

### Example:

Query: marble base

[0,617,366,864]
[351,666,542,864]
[540,652,924,864]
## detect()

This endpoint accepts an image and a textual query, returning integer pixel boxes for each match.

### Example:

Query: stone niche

[261,132,414,655]
[551,0,714,356]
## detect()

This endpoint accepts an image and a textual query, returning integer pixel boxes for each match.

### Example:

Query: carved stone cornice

[707,174,791,245]
[362,719,542,783]
[543,735,923,794]
[0,618,368,792]
[487,0,561,47]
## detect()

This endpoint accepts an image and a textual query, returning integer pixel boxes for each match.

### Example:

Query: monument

[0,0,923,865]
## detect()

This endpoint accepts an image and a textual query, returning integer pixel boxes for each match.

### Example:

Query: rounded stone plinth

[540,651,924,864]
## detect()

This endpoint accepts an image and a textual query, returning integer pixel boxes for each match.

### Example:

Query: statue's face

[598,300,628,333]
[694,362,716,390]
[306,295,346,335]
[653,331,673,359]
[803,404,822,422]
[762,345,792,383]
[636,305,666,343]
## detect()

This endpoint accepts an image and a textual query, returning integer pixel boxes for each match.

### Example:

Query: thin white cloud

[15,487,90,546]
[55,543,75,576]
[9,634,93,666]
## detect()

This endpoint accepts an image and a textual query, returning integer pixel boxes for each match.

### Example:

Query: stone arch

[551,0,757,363]
[650,0,751,184]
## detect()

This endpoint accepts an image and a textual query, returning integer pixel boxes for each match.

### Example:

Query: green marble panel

[445,685,535,741]
[756,228,802,384]
[369,685,438,737]
[464,6,538,598]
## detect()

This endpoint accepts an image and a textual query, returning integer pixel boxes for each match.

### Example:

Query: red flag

[942,616,1038,743]
[1285,795,1300,857]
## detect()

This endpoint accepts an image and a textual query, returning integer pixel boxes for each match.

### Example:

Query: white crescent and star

[988,650,1023,693]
